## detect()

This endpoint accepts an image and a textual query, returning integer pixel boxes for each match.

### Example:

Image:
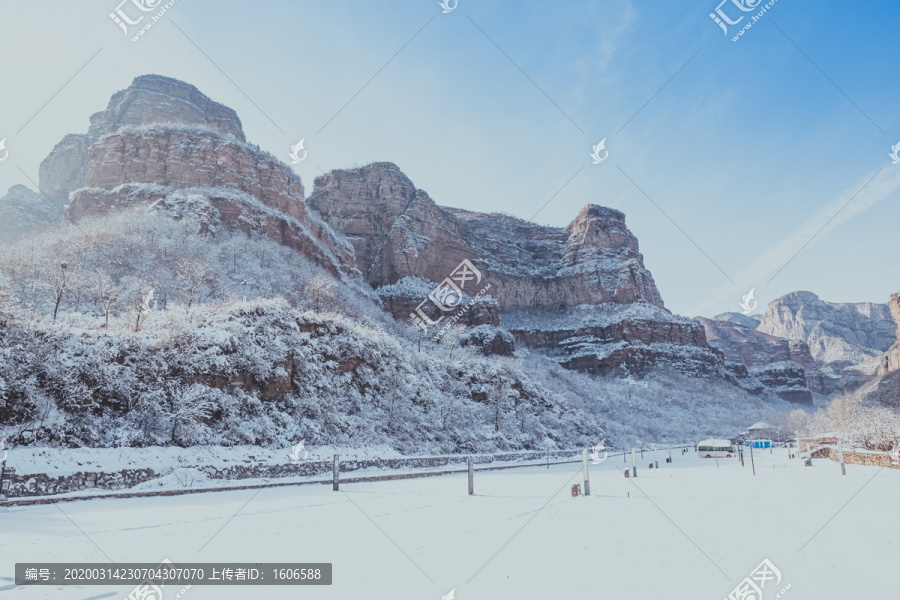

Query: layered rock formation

[0,185,59,241]
[308,163,732,377]
[696,313,825,401]
[698,292,897,401]
[53,77,354,277]
[757,291,895,371]
[40,74,244,204]
[508,307,721,377]
[308,165,664,310]
[877,292,900,375]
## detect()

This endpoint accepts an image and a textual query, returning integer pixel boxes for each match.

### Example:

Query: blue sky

[1,0,899,317]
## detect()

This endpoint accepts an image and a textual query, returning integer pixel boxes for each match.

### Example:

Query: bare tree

[439,324,467,360]
[176,258,216,309]
[304,275,337,315]
[90,271,121,327]
[44,260,71,321]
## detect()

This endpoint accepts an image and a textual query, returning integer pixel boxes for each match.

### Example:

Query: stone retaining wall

[3,450,580,498]
[824,447,900,469]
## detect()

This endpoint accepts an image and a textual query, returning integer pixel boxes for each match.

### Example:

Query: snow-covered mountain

[0,75,792,452]
[697,292,897,402]
[757,291,895,370]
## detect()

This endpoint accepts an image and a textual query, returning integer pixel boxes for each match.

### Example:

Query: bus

[697,439,736,458]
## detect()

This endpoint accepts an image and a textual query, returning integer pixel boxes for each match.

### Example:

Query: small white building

[748,421,775,438]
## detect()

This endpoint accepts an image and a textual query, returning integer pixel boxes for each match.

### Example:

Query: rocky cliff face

[697,313,828,400]
[0,185,59,241]
[54,78,354,277]
[307,164,664,310]
[508,305,721,377]
[306,162,733,378]
[878,292,900,374]
[40,74,245,204]
[698,291,897,400]
[757,291,895,370]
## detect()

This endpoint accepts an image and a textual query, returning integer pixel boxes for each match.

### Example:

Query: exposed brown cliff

[40,74,245,204]
[307,163,664,311]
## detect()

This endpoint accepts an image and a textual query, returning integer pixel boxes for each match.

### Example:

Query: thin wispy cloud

[688,165,900,317]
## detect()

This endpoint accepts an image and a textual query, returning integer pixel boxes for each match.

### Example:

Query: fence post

[582,449,591,496]
[333,454,339,491]
[0,455,7,503]
[668,447,672,464]
[749,443,756,476]
[631,448,637,478]
[655,448,659,469]
[838,440,846,476]
[468,459,474,495]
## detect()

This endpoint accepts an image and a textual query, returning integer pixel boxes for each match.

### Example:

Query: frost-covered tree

[90,271,121,328]
[44,259,72,321]
[304,274,337,315]
[176,257,216,309]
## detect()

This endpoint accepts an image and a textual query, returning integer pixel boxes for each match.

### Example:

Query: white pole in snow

[468,459,474,495]
[631,448,637,478]
[655,448,659,469]
[838,440,846,476]
[582,449,591,496]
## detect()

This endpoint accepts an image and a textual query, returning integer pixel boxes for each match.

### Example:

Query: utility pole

[631,448,637,478]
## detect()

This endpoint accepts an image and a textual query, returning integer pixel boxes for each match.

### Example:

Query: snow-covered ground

[2,450,896,599]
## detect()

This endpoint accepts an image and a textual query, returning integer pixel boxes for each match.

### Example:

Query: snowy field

[1,450,897,600]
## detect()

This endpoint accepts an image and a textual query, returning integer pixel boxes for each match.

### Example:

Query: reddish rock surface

[66,127,355,277]
[307,164,664,311]
[40,74,245,203]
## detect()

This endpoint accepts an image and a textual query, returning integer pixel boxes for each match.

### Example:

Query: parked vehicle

[697,438,735,458]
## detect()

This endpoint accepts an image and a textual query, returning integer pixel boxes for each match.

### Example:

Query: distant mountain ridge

[697,292,897,401]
